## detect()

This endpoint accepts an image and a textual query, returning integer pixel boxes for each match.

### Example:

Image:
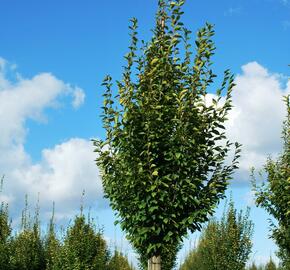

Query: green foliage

[179,248,203,270]
[108,250,134,270]
[248,263,258,270]
[53,214,110,270]
[252,96,290,269]
[9,196,45,270]
[247,259,279,270]
[180,199,253,270]
[10,225,46,270]
[94,0,240,264]
[138,241,181,270]
[265,258,278,270]
[247,263,263,270]
[0,182,133,270]
[0,176,12,270]
[44,205,60,270]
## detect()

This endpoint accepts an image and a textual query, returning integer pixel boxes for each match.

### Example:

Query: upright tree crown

[94,0,241,262]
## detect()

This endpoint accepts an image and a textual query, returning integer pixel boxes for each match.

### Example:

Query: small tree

[108,250,134,270]
[10,226,46,270]
[180,199,253,270]
[252,96,290,269]
[265,258,278,270]
[44,204,60,270]
[95,0,241,268]
[9,197,45,270]
[53,214,110,270]
[179,248,203,270]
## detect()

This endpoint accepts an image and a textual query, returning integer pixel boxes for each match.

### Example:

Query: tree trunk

[148,256,161,270]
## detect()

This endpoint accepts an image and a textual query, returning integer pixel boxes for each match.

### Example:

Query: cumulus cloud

[9,138,104,220]
[0,59,85,146]
[72,87,85,108]
[0,58,102,224]
[226,62,290,182]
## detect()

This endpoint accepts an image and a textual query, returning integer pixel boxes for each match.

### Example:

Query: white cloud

[226,62,290,181]
[9,138,104,219]
[0,58,101,224]
[0,73,64,145]
[0,59,85,147]
[72,87,85,108]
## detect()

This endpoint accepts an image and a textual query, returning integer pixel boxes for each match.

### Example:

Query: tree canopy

[94,0,241,265]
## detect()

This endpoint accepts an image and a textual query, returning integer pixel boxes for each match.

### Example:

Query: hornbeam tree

[94,0,241,268]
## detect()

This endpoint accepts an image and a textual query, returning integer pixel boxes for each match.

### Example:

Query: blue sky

[0,0,289,267]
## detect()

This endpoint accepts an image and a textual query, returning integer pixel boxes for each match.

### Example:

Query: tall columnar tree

[180,199,253,270]
[94,0,241,268]
[252,95,290,269]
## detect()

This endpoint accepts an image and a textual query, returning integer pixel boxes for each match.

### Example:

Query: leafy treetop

[94,0,241,260]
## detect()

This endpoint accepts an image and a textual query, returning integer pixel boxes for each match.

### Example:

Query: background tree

[53,214,110,270]
[180,199,253,270]
[265,258,278,270]
[248,262,259,270]
[252,95,290,269]
[179,247,203,270]
[1,181,136,270]
[108,250,134,270]
[9,200,45,270]
[44,204,60,270]
[247,263,264,270]
[94,0,240,268]
[0,176,12,270]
